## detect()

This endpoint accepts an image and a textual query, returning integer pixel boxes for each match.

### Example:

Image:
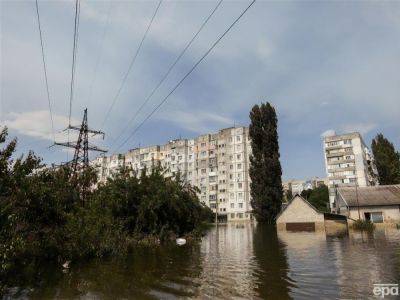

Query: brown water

[7,224,400,299]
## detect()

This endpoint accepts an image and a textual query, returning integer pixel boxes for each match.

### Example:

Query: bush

[352,219,375,231]
[0,126,212,291]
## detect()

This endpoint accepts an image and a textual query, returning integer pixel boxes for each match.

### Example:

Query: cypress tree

[249,102,283,223]
[371,133,400,185]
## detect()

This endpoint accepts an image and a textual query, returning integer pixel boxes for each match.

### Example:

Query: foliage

[371,133,400,185]
[249,102,283,224]
[300,189,312,200]
[306,185,329,212]
[284,190,292,203]
[0,126,212,292]
[352,219,375,231]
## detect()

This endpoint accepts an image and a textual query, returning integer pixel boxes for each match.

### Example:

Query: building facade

[323,132,379,212]
[91,126,253,222]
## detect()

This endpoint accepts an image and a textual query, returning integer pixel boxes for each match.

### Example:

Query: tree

[307,185,329,212]
[371,133,400,185]
[249,102,283,224]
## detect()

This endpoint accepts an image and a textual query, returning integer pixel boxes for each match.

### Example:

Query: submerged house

[335,185,400,224]
[276,195,347,233]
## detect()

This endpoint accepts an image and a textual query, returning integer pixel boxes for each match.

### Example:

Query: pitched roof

[276,194,322,220]
[338,185,400,207]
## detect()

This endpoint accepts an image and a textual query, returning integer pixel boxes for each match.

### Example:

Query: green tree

[307,185,329,212]
[249,102,283,224]
[371,133,400,185]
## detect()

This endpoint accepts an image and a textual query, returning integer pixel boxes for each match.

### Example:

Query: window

[231,213,235,219]
[236,135,241,142]
[238,192,243,199]
[237,163,242,169]
[230,164,233,170]
[237,213,243,218]
[230,203,234,208]
[201,142,206,147]
[230,193,234,199]
[370,212,383,223]
[238,182,243,189]
[239,203,243,208]
[343,139,352,145]
[209,194,217,200]
[237,154,241,160]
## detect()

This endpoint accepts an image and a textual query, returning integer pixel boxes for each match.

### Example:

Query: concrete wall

[277,196,325,231]
[324,219,348,236]
[348,205,400,223]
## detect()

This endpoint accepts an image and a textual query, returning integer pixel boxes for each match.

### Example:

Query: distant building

[323,132,378,212]
[91,126,253,222]
[282,177,328,198]
[335,185,400,224]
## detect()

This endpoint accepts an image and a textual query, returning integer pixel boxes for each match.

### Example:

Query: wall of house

[348,205,400,223]
[277,197,325,231]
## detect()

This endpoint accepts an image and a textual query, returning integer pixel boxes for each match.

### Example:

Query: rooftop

[338,185,400,207]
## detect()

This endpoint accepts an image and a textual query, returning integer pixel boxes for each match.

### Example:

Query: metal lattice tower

[54,108,107,176]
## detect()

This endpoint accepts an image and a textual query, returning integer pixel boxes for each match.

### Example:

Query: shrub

[352,219,375,231]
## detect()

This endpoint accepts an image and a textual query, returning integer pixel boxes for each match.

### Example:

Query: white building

[91,126,253,222]
[323,132,378,212]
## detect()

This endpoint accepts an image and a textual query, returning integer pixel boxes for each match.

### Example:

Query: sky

[1,0,399,180]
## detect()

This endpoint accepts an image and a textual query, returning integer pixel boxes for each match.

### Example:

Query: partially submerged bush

[0,126,212,290]
[352,219,375,231]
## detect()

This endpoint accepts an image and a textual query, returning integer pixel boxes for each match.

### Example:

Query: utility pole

[355,180,361,220]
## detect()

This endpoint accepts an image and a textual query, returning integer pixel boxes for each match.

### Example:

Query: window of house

[231,213,235,219]
[237,163,242,169]
[230,203,234,208]
[238,192,243,199]
[239,203,243,208]
[237,154,241,160]
[236,135,241,142]
[370,212,383,223]
[238,183,242,189]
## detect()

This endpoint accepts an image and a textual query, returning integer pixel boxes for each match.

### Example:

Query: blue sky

[1,0,399,180]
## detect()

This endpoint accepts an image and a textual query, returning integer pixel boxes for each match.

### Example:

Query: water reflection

[6,224,400,299]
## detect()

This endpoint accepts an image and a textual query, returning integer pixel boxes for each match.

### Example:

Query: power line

[35,0,55,142]
[67,0,81,160]
[85,1,113,112]
[100,0,163,130]
[114,0,256,153]
[68,0,81,127]
[109,0,224,152]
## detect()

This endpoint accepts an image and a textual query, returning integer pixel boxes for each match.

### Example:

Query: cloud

[156,110,234,134]
[321,129,336,138]
[1,110,80,142]
[340,123,377,135]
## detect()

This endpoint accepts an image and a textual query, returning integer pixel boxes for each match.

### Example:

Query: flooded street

[10,223,400,299]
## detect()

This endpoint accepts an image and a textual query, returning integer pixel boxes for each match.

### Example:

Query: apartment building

[323,132,378,211]
[91,126,253,222]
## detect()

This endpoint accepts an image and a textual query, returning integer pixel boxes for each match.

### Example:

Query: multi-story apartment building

[91,126,253,222]
[323,132,378,211]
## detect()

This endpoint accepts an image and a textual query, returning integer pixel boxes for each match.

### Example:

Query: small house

[276,195,326,231]
[277,195,348,233]
[336,185,400,224]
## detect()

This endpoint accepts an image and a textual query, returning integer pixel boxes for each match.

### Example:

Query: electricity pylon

[54,108,107,176]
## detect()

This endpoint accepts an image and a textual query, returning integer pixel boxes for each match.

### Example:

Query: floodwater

[7,223,400,299]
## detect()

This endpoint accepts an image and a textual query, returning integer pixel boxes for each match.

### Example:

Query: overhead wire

[109,0,224,152]
[67,0,81,160]
[99,0,163,130]
[113,0,256,153]
[34,0,55,142]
